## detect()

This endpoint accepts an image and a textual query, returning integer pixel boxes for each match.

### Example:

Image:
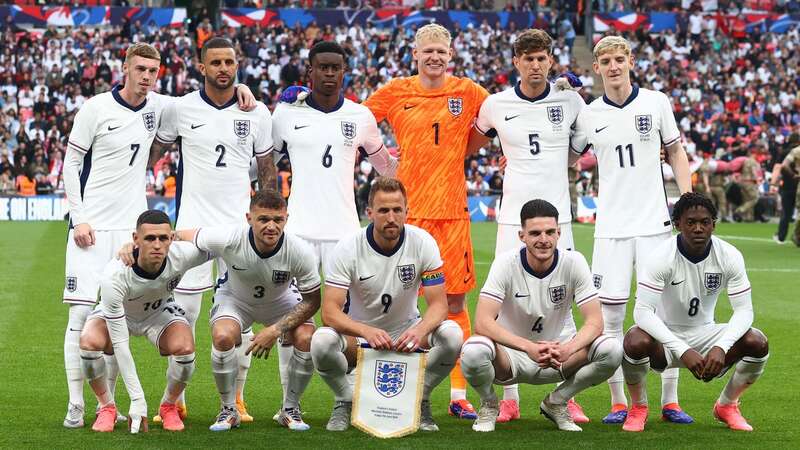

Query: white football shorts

[63,229,133,305]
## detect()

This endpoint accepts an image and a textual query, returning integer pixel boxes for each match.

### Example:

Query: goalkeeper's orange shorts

[407,217,475,295]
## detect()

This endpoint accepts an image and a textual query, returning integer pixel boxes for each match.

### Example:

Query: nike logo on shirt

[232,265,247,271]
[595,126,609,133]
[404,104,416,110]
[294,125,309,130]
[670,280,685,286]
[514,292,530,298]
[359,274,375,281]
[108,125,120,131]
[505,115,520,121]
[191,124,205,129]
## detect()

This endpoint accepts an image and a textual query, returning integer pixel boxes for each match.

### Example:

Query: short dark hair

[513,29,553,57]
[136,209,171,228]
[308,41,347,66]
[520,199,558,226]
[250,189,286,210]
[201,37,235,62]
[671,192,717,224]
[368,177,407,206]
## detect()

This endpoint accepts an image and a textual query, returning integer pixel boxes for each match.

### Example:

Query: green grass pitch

[1,221,798,449]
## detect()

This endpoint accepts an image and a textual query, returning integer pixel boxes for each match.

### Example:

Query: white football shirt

[325,224,445,333]
[272,96,385,240]
[194,226,321,305]
[573,86,681,238]
[66,86,165,230]
[480,248,597,341]
[100,242,211,327]
[475,83,586,225]
[156,90,274,229]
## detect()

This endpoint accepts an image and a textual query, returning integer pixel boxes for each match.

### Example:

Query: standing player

[310,178,463,432]
[461,199,621,432]
[471,29,588,423]
[153,37,275,423]
[169,190,322,432]
[271,40,397,415]
[621,193,769,431]
[80,210,212,433]
[572,35,693,424]
[61,43,167,428]
[363,23,489,418]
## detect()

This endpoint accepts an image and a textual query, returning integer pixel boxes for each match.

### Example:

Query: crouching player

[172,190,322,432]
[79,210,212,432]
[621,193,769,432]
[310,177,463,432]
[461,199,622,432]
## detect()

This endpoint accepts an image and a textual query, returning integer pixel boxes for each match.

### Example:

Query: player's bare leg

[157,322,196,432]
[236,326,254,422]
[277,323,315,431]
[78,317,117,432]
[64,304,92,428]
[209,318,242,431]
[446,294,477,420]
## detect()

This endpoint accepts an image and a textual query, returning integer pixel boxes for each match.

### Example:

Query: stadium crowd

[0,6,798,226]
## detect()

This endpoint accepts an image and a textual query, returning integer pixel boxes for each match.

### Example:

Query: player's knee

[590,334,623,370]
[171,342,195,356]
[292,324,315,353]
[311,327,343,364]
[623,326,652,359]
[212,328,238,351]
[168,352,196,383]
[431,320,463,356]
[460,336,495,374]
[79,330,105,351]
[742,328,769,358]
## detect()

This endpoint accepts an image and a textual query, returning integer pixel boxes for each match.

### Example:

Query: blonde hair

[415,23,451,47]
[593,35,631,60]
[125,43,161,64]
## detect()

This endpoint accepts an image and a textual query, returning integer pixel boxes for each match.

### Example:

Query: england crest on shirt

[166,276,182,292]
[447,97,463,116]
[549,285,567,308]
[547,106,564,124]
[593,274,603,289]
[66,276,77,293]
[635,115,652,134]
[397,264,415,288]
[374,360,406,398]
[704,272,722,292]
[234,120,251,138]
[142,112,156,132]
[341,121,356,139]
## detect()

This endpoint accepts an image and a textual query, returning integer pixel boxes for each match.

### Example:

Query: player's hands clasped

[394,326,427,353]
[680,348,706,380]
[117,242,136,266]
[362,326,393,350]
[701,346,726,382]
[73,223,96,248]
[246,326,282,358]
[526,341,560,368]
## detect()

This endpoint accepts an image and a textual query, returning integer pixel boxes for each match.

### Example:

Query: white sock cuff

[741,353,769,364]
[589,334,620,361]
[461,335,495,360]
[80,349,105,380]
[311,327,345,353]
[430,320,463,349]
[623,353,650,366]
[68,304,93,329]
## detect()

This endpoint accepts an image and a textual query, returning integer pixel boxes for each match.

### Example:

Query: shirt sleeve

[155,95,179,144]
[193,226,237,256]
[479,254,510,304]
[292,240,322,294]
[254,103,274,157]
[570,103,591,155]
[419,231,445,287]
[571,252,598,307]
[271,103,286,163]
[659,92,681,147]
[66,98,96,154]
[474,96,496,138]
[324,239,354,290]
[715,248,753,353]
[363,79,398,124]
[470,81,490,119]
[634,258,691,359]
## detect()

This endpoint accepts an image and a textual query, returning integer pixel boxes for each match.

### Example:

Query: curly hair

[671,192,717,224]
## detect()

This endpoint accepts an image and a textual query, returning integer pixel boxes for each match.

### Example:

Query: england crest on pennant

[142,112,156,132]
[704,272,722,291]
[374,360,406,398]
[447,97,463,116]
[547,106,564,124]
[341,121,356,139]
[635,115,652,134]
[234,120,250,138]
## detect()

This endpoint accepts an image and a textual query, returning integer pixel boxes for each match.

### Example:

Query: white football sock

[502,385,520,402]
[310,327,352,402]
[163,353,196,404]
[80,349,112,406]
[283,348,314,409]
[104,354,118,400]
[424,321,462,401]
[460,336,498,402]
[719,354,768,405]
[236,327,253,402]
[551,335,622,404]
[278,338,293,403]
[65,305,92,408]
[211,345,237,408]
[660,368,680,406]
[601,303,628,407]
[622,354,650,405]
[174,291,202,406]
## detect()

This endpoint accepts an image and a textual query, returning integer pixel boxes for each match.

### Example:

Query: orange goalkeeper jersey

[364,75,489,219]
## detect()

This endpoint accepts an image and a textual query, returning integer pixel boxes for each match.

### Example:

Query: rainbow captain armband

[421,269,445,286]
